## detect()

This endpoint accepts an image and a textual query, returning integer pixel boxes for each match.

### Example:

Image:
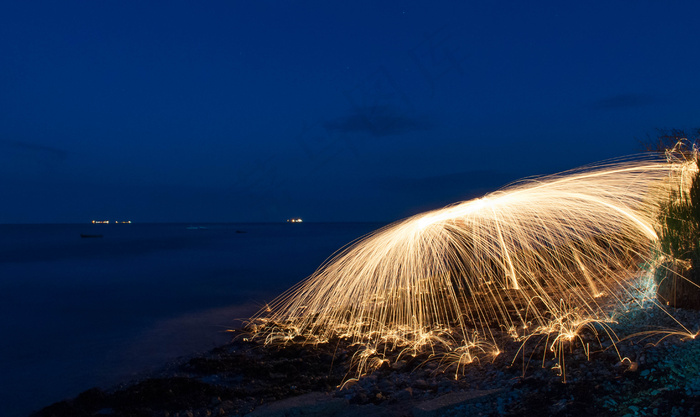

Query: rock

[355,392,369,404]
[412,389,503,417]
[336,403,394,417]
[395,388,413,402]
[413,379,430,390]
[246,392,348,417]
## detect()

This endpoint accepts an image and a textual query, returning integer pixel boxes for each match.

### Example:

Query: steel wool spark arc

[251,153,698,375]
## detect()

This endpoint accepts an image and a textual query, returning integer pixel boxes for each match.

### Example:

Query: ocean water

[0,222,383,417]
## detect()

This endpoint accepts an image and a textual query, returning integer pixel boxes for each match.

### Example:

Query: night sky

[2,2,699,223]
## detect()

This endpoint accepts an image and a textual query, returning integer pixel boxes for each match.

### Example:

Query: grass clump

[652,131,700,309]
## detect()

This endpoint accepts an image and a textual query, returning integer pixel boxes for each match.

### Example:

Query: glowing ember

[251,153,698,378]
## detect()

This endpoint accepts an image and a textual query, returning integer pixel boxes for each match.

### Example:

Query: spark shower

[251,152,698,376]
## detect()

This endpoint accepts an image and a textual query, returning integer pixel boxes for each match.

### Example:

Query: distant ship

[286,218,303,223]
[91,220,131,224]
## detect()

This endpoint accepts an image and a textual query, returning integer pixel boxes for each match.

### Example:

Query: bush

[653,133,700,309]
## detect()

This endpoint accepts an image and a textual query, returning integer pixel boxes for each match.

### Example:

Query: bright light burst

[251,153,698,378]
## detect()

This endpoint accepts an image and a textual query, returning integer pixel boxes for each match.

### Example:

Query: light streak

[250,154,699,379]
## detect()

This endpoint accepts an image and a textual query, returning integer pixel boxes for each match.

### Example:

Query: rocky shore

[32,304,700,417]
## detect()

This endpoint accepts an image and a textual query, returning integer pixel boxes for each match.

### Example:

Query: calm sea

[0,222,383,417]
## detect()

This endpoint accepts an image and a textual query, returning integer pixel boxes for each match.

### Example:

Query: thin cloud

[2,139,68,160]
[324,105,433,137]
[378,170,518,200]
[590,93,658,110]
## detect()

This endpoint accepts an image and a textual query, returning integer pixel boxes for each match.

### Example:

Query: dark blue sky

[2,2,699,223]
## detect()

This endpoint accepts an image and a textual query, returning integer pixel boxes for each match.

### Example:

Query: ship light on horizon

[91,220,131,224]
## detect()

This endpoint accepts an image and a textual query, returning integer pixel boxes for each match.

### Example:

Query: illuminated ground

[33,301,700,417]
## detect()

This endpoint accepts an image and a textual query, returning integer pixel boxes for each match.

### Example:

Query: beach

[32,303,700,416]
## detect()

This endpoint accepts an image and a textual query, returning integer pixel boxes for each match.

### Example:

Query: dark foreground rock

[32,306,700,417]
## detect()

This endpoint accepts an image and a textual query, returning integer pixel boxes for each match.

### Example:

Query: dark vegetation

[646,129,700,309]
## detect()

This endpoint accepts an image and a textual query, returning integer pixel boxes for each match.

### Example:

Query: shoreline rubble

[32,305,700,417]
